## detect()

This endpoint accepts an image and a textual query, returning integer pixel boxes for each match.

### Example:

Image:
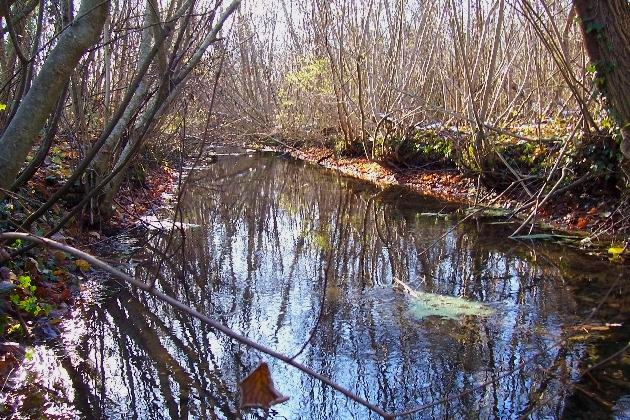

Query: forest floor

[0,162,174,388]
[279,145,630,259]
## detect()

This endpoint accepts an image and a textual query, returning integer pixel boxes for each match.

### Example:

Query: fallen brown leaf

[239,362,289,410]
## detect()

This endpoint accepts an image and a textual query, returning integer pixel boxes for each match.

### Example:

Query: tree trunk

[573,0,630,159]
[0,0,108,195]
[93,0,240,222]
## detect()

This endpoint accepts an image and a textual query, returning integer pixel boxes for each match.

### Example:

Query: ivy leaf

[75,259,91,272]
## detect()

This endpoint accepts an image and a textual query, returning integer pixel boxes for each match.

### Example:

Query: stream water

[4,152,629,419]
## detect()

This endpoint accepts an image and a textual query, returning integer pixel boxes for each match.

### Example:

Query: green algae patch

[408,291,494,320]
[394,278,493,320]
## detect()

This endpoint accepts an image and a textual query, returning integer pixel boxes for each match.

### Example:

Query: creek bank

[284,145,629,255]
[0,163,175,414]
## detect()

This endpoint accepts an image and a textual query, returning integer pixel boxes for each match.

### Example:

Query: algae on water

[394,278,493,320]
[408,291,494,320]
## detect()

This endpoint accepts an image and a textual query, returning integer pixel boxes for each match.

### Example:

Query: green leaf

[9,294,19,305]
[7,323,23,335]
[18,275,31,288]
[608,246,625,256]
[0,103,6,111]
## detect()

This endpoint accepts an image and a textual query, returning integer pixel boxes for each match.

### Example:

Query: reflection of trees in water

[86,154,580,417]
[69,287,242,419]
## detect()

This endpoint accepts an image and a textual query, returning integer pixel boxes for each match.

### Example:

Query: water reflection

[17,152,620,419]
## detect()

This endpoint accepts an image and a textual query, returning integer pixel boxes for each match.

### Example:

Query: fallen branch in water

[2,232,615,418]
[0,232,393,419]
[392,277,419,298]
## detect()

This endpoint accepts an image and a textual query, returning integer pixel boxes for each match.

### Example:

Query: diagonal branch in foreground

[0,232,393,419]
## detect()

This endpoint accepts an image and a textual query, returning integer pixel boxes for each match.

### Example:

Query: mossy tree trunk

[573,0,630,160]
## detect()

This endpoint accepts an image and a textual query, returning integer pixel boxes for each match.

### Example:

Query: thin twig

[511,166,568,236]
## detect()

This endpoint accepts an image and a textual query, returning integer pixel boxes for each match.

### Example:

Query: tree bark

[94,0,240,222]
[573,0,630,158]
[0,0,108,194]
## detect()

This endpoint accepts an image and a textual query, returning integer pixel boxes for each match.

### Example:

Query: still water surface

[9,152,627,419]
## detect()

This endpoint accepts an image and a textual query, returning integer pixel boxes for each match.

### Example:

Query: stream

[4,151,629,419]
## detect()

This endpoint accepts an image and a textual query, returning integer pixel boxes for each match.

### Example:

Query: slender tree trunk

[95,0,240,221]
[0,0,109,195]
[573,0,630,159]
[11,85,69,191]
[89,3,155,182]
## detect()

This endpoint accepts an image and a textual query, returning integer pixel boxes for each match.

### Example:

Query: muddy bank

[284,146,628,248]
